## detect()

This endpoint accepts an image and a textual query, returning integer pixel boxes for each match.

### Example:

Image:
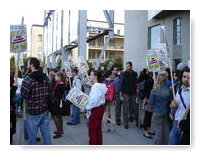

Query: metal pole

[61,10,64,70]
[15,17,24,81]
[78,10,87,59]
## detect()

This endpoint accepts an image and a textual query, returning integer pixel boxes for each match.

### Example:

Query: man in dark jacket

[119,62,138,129]
[21,57,51,145]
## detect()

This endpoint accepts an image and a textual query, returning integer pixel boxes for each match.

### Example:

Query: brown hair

[56,71,66,83]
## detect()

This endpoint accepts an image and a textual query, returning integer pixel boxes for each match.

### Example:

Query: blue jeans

[169,121,182,145]
[24,120,28,139]
[26,111,51,145]
[71,105,80,124]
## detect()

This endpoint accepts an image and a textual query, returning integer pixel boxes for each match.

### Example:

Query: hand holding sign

[66,87,89,110]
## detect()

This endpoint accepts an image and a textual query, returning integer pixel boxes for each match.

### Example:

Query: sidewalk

[12,105,154,145]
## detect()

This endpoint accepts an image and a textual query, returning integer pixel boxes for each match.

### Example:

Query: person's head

[111,66,118,76]
[18,70,22,78]
[173,70,181,82]
[181,67,190,87]
[154,73,167,91]
[55,71,66,83]
[104,70,112,79]
[71,68,78,77]
[90,70,103,83]
[165,68,171,80]
[27,57,40,72]
[125,61,132,71]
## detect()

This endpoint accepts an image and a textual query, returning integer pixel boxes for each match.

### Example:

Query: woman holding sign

[84,70,108,145]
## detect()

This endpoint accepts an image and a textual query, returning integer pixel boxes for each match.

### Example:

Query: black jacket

[121,70,138,95]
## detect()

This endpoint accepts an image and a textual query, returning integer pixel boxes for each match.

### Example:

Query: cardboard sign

[66,87,89,110]
[10,25,27,53]
[74,56,89,73]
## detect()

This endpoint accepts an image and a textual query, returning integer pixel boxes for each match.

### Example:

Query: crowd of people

[10,57,190,145]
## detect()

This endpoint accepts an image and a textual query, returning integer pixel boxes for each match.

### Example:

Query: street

[12,105,154,145]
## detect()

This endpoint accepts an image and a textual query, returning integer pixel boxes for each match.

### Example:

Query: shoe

[128,116,133,122]
[67,122,77,125]
[54,131,64,134]
[148,131,155,135]
[116,122,121,126]
[53,133,62,139]
[143,133,153,139]
[36,137,41,142]
[124,125,129,129]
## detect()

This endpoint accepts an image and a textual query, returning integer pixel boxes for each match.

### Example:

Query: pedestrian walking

[109,66,121,126]
[84,70,108,145]
[21,57,51,145]
[67,68,82,125]
[50,71,67,139]
[170,67,190,145]
[149,73,171,145]
[119,62,138,129]
[138,71,155,139]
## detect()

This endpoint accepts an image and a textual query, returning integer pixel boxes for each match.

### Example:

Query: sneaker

[54,131,64,134]
[124,124,129,129]
[36,137,41,142]
[53,133,62,139]
[143,133,153,139]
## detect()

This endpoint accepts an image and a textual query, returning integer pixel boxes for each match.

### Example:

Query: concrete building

[87,32,124,62]
[29,25,43,59]
[124,10,190,73]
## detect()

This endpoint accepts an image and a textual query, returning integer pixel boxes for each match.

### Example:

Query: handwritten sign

[66,87,89,109]
[10,25,27,53]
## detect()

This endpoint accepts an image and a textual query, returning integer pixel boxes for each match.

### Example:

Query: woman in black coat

[50,72,68,139]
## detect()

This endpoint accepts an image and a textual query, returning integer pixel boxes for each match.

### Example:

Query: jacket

[119,70,138,95]
[85,83,108,111]
[21,71,50,115]
[149,84,170,115]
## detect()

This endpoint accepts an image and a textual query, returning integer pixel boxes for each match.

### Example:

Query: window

[89,51,95,59]
[173,18,182,45]
[109,39,115,47]
[106,52,115,59]
[98,39,102,47]
[148,25,161,49]
[117,29,120,35]
[38,35,42,42]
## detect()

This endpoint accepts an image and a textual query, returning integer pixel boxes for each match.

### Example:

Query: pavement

[12,104,155,145]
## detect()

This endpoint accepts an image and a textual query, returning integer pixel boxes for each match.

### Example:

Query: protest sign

[10,25,27,53]
[66,87,89,110]
[146,52,159,72]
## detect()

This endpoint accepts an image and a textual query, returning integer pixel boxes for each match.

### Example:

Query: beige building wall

[29,25,43,60]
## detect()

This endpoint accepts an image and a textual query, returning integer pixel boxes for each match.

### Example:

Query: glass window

[38,35,42,42]
[148,25,161,49]
[89,51,95,59]
[173,18,182,45]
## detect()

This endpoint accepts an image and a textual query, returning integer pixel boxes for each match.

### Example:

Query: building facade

[124,10,190,73]
[29,25,43,60]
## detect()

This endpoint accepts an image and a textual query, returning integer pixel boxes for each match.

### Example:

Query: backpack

[105,82,115,102]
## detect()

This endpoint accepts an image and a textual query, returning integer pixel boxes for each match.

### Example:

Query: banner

[10,25,27,53]
[66,87,89,110]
